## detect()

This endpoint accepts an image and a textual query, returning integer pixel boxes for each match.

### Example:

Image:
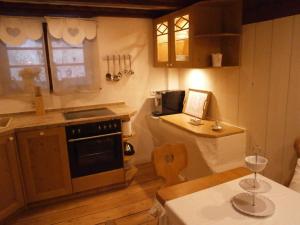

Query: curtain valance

[0,16,97,46]
[0,17,43,46]
[46,17,97,45]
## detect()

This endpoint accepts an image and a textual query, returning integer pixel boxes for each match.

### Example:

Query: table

[157,167,251,205]
[165,174,300,225]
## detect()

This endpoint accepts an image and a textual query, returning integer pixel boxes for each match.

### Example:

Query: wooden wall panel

[264,17,294,182]
[282,14,300,185]
[238,14,300,184]
[238,24,255,155]
[248,21,273,154]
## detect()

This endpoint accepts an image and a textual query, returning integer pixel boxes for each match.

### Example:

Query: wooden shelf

[194,33,240,38]
[122,133,135,142]
[124,155,134,162]
[199,66,240,69]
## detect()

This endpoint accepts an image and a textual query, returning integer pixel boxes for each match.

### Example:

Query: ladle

[117,55,122,78]
[105,55,112,81]
[112,55,120,81]
[123,55,128,75]
[128,55,134,75]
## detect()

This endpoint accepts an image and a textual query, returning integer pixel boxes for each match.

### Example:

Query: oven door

[68,132,123,178]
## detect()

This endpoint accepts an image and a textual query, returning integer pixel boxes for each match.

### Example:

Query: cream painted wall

[179,67,240,124]
[179,14,300,185]
[0,17,168,164]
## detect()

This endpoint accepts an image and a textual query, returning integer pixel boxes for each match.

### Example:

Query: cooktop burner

[63,108,116,120]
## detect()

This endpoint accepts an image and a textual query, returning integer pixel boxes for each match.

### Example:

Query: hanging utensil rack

[104,54,134,82]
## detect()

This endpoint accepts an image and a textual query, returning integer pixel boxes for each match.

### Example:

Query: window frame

[42,22,54,92]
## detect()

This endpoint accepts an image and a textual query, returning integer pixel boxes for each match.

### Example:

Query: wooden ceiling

[0,0,202,18]
[0,0,299,24]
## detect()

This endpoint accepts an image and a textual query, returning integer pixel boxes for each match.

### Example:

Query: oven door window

[68,134,123,178]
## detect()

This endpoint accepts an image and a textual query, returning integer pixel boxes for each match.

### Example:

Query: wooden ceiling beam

[0,0,200,9]
[0,1,173,18]
[243,0,300,24]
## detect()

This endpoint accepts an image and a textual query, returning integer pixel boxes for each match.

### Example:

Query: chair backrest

[152,143,188,186]
[295,137,300,157]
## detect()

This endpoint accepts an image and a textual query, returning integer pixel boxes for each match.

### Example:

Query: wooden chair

[152,143,188,187]
[294,137,300,157]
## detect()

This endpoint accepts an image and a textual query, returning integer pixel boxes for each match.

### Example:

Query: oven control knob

[98,125,101,130]
[72,129,75,135]
[109,124,112,129]
[113,123,117,128]
[78,129,81,134]
[103,125,107,129]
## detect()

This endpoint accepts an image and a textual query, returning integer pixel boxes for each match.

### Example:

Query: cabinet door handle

[40,131,45,136]
[9,136,14,141]
[169,63,173,66]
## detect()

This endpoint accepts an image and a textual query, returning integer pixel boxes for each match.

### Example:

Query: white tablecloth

[165,174,300,225]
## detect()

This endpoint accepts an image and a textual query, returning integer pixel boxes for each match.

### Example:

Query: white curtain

[0,16,43,46]
[46,17,97,45]
[46,17,100,94]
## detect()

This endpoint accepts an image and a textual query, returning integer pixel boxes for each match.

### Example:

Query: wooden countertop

[160,113,244,138]
[0,102,136,136]
[156,167,251,205]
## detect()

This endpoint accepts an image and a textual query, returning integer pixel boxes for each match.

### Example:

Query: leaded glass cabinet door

[154,18,170,66]
[172,13,192,67]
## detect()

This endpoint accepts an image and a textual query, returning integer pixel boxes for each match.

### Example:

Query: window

[48,36,100,93]
[6,39,49,88]
[0,22,100,95]
[50,38,86,81]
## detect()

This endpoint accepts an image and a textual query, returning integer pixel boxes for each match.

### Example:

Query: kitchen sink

[0,117,11,128]
[63,108,116,120]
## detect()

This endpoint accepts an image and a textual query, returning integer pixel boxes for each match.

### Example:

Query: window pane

[9,67,47,82]
[7,39,43,48]
[56,65,86,81]
[53,49,84,64]
[7,49,45,66]
[51,38,82,48]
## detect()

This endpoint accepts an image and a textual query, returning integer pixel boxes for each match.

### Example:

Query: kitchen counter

[0,102,136,136]
[147,114,246,177]
[160,113,244,138]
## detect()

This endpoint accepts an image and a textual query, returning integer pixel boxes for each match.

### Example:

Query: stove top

[63,108,116,120]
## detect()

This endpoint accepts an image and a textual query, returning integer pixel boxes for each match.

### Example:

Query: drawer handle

[40,131,45,136]
[9,136,14,141]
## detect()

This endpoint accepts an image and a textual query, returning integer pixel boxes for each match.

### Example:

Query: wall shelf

[194,33,240,38]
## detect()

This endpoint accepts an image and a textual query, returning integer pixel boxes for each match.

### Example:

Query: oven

[66,119,123,178]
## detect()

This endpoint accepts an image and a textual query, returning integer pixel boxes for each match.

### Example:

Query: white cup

[211,53,223,67]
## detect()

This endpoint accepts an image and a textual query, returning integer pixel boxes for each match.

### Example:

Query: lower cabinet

[17,127,72,203]
[0,134,24,222]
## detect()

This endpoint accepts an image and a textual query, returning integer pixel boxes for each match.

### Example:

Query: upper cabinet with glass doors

[153,11,192,67]
[154,18,169,66]
[173,13,192,67]
[153,0,241,68]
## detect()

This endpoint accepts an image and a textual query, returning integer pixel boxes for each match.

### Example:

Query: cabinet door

[0,134,24,222]
[171,11,193,67]
[17,127,72,203]
[153,16,170,67]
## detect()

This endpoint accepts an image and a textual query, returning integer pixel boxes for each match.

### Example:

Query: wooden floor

[8,163,162,225]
